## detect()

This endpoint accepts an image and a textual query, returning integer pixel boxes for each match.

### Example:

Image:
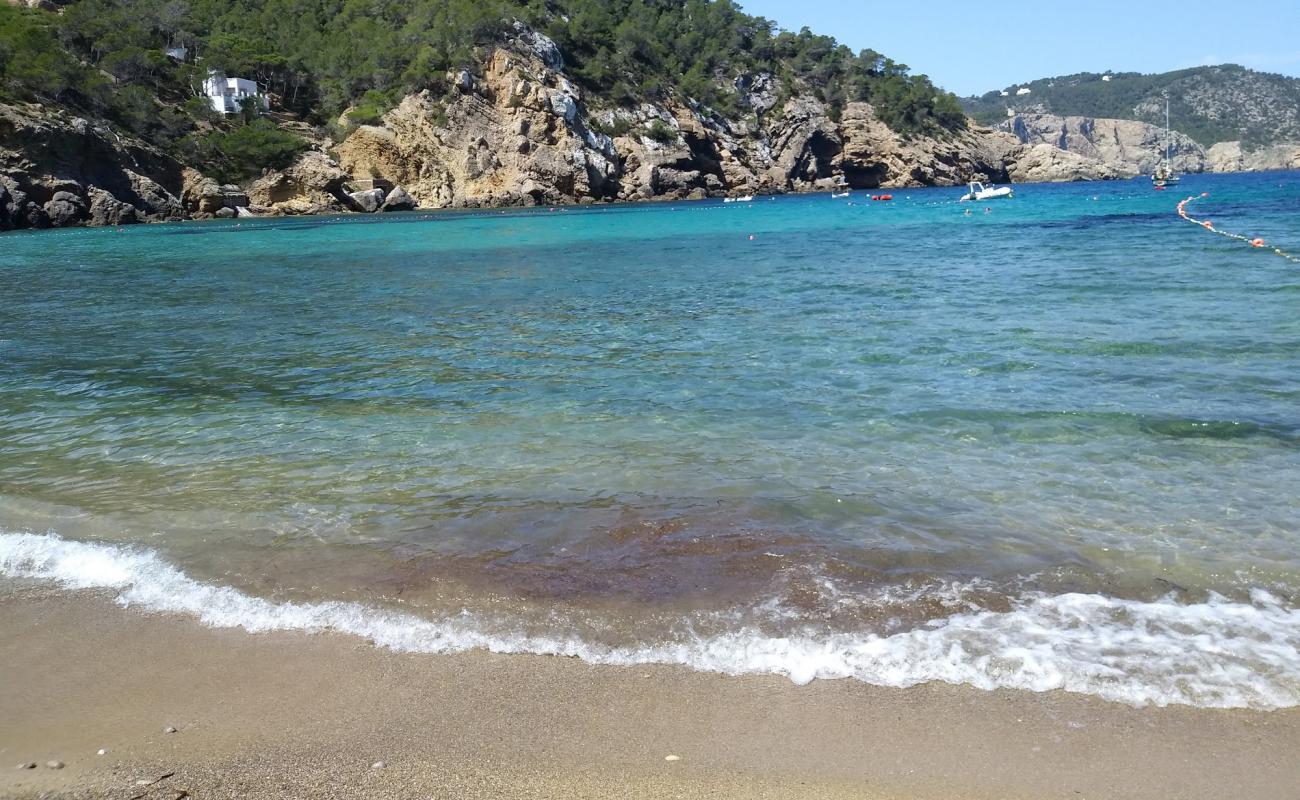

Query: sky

[736,0,1300,97]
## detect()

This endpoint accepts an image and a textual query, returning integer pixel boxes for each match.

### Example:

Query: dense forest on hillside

[961,66,1300,147]
[1,0,965,181]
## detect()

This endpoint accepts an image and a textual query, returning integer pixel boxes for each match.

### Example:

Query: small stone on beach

[97,749,107,756]
[46,760,64,769]
[163,726,178,734]
[664,755,681,762]
[17,762,36,770]
[371,761,386,770]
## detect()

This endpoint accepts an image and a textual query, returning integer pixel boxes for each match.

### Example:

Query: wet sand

[2,584,1298,800]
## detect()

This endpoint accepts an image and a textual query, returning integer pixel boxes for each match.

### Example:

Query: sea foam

[2,531,1297,709]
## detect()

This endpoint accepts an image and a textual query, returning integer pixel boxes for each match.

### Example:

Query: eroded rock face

[1206,140,1300,172]
[348,188,386,213]
[337,47,620,208]
[43,190,86,226]
[20,22,1259,231]
[1002,113,1202,175]
[87,187,141,226]
[247,151,354,215]
[379,186,416,211]
[333,39,1041,210]
[0,102,183,229]
[1002,141,1133,182]
[182,168,225,214]
[838,104,1013,188]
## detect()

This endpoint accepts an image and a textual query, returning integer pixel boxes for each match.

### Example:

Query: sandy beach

[1,584,1297,800]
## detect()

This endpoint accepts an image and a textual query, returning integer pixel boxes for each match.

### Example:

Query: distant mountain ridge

[962,65,1300,148]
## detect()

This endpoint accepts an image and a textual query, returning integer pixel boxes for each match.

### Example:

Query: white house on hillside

[203,70,269,115]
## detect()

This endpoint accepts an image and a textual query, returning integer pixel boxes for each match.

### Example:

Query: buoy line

[1177,193,1300,264]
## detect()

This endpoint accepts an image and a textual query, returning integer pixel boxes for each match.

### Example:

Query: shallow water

[2,173,1299,707]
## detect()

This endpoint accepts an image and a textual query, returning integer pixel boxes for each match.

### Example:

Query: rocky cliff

[998,111,1300,178]
[327,33,1022,212]
[1204,141,1300,173]
[964,65,1300,148]
[5,24,1256,230]
[0,102,185,230]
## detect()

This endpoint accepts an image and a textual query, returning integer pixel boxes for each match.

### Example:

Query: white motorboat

[723,195,754,203]
[831,191,850,199]
[959,181,1014,202]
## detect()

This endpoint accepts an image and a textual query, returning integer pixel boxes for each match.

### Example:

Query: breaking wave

[2,531,1297,710]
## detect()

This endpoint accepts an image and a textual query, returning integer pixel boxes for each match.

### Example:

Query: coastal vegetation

[962,65,1300,147]
[2,0,965,182]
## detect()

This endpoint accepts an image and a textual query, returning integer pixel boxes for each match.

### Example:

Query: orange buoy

[1202,221,1213,229]
[1251,238,1265,248]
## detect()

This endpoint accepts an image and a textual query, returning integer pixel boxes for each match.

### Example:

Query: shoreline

[3,585,1299,799]
[5,167,1294,235]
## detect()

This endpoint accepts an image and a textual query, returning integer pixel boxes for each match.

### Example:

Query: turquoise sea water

[3,173,1299,707]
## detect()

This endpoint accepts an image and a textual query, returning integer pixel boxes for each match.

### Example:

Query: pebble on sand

[371,761,387,770]
[46,761,65,769]
[16,763,36,770]
[163,726,178,733]
[96,749,108,756]
[664,755,681,762]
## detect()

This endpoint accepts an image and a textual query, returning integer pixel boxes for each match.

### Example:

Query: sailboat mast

[1170,96,1180,163]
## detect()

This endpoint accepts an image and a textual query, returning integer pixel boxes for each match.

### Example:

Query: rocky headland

[2,24,1296,231]
[999,111,1300,179]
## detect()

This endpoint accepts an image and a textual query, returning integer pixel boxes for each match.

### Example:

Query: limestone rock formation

[247,151,354,214]
[31,21,1284,230]
[181,169,251,218]
[42,191,86,226]
[333,37,1038,211]
[336,47,620,208]
[182,168,224,214]
[1001,112,1204,175]
[1002,142,1133,182]
[0,102,183,230]
[348,188,386,212]
[837,105,1012,188]
[87,187,141,226]
[379,185,416,211]
[1206,141,1300,173]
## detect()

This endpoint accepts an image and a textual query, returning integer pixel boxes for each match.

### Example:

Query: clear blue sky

[737,0,1300,96]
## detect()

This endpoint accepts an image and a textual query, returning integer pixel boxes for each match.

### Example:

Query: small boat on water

[959,181,1014,202]
[831,190,850,199]
[1152,96,1180,188]
[831,177,850,198]
[723,195,754,203]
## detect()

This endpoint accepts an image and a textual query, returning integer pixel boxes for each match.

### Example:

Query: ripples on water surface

[2,173,1299,707]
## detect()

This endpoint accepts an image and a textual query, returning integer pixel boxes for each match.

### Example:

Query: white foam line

[2,531,1298,709]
